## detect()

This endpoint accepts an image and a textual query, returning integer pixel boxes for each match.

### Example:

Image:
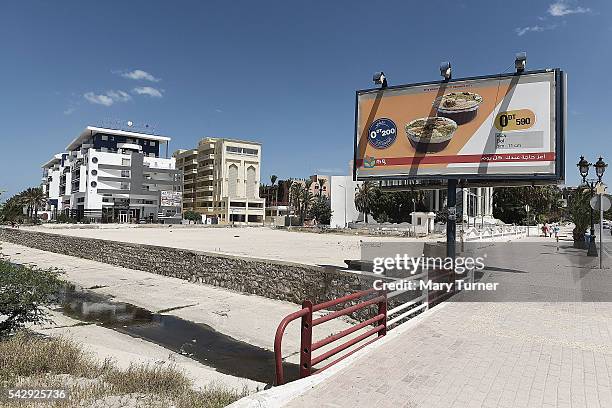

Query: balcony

[198,153,215,161]
[195,206,215,212]
[200,164,214,171]
[197,175,214,181]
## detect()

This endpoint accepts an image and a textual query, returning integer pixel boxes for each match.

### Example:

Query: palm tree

[302,180,315,222]
[302,188,315,223]
[270,175,278,216]
[20,187,47,220]
[317,178,326,198]
[354,181,376,223]
[290,183,303,222]
[285,178,294,225]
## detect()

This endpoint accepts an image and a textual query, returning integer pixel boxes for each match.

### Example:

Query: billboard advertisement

[160,191,182,207]
[354,70,565,182]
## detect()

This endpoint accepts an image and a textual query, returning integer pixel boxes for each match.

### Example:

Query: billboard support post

[447,179,457,261]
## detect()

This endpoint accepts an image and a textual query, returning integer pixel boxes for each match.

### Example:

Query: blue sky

[0,0,610,198]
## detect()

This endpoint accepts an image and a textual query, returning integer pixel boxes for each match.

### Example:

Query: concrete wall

[0,228,392,308]
[330,176,361,229]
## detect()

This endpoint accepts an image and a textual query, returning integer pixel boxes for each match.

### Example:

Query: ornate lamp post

[594,157,608,181]
[577,156,607,256]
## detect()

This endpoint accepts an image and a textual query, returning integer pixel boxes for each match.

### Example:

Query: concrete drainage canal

[55,286,300,385]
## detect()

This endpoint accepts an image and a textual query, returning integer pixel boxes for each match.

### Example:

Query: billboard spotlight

[440,62,451,80]
[515,52,527,73]
[372,71,387,88]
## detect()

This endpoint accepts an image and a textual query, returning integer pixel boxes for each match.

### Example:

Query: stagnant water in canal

[55,287,300,384]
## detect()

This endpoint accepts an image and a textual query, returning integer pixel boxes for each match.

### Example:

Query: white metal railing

[386,271,429,327]
[462,225,527,242]
[385,267,475,328]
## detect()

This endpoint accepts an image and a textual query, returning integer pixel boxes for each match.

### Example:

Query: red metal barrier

[274,289,387,385]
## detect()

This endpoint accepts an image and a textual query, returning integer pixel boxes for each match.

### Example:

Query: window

[122,158,131,166]
[90,181,97,188]
[91,169,97,176]
[92,157,98,164]
[228,164,238,197]
[121,170,130,178]
[246,166,256,198]
[101,135,108,141]
[225,146,259,155]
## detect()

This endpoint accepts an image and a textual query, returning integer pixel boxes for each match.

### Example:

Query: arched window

[228,164,238,197]
[246,166,256,198]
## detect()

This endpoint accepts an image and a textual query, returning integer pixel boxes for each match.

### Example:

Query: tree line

[0,187,47,223]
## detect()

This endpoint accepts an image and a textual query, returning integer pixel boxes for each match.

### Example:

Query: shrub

[183,210,201,223]
[308,198,332,225]
[0,259,65,337]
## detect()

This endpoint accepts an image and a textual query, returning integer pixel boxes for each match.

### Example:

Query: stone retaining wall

[0,228,394,307]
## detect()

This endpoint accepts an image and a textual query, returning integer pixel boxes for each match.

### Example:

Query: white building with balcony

[42,125,182,223]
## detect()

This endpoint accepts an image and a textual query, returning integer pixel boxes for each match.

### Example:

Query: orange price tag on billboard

[494,109,536,131]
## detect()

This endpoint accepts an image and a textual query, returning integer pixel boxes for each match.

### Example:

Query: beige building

[173,137,265,224]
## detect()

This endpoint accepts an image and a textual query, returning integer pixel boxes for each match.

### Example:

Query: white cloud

[63,107,76,115]
[132,86,163,98]
[515,25,545,36]
[515,24,557,36]
[548,1,590,17]
[84,90,132,106]
[120,69,161,82]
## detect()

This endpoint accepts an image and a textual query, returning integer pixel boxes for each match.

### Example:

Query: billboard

[354,69,565,183]
[160,191,182,207]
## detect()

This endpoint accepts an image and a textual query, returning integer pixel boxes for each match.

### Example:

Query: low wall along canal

[0,228,393,307]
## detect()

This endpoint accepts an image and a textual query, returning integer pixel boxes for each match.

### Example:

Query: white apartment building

[42,125,182,223]
[41,153,68,218]
[173,137,265,224]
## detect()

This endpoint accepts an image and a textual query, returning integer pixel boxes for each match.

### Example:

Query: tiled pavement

[286,300,612,408]
[285,240,612,408]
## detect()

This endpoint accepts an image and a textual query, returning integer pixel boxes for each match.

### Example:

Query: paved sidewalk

[280,240,612,408]
[285,301,612,408]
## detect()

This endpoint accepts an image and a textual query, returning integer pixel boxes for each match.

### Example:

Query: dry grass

[0,332,248,408]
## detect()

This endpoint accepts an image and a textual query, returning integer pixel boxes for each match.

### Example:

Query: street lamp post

[577,156,607,257]
[525,204,530,237]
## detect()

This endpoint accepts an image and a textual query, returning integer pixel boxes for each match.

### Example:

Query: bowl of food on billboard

[405,116,457,153]
[433,92,483,124]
